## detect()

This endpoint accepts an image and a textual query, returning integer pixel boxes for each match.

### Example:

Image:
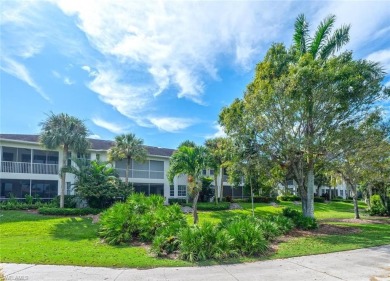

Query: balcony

[116,168,164,179]
[1,161,58,175]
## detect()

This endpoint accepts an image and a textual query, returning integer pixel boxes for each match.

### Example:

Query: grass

[0,211,190,268]
[1,201,389,268]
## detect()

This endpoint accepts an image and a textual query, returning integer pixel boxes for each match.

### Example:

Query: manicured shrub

[183,202,230,211]
[222,217,268,256]
[258,219,281,241]
[277,195,301,201]
[282,207,318,230]
[232,198,250,203]
[314,197,325,203]
[253,196,275,203]
[99,193,187,245]
[368,195,388,216]
[38,207,101,216]
[268,215,294,234]
[51,195,79,208]
[151,221,184,256]
[0,200,53,210]
[225,195,232,202]
[168,198,187,205]
[178,222,236,262]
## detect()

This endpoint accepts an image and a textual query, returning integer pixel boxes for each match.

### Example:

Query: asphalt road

[2,245,390,281]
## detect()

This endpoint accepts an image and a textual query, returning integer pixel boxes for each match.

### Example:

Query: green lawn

[1,201,389,268]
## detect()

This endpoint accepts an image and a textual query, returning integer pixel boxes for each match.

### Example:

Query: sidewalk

[2,245,390,281]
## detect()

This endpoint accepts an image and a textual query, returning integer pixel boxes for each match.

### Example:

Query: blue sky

[1,1,389,149]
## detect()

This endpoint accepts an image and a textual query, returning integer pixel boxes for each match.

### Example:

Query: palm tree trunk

[219,166,224,202]
[60,145,69,208]
[192,191,200,224]
[125,157,130,185]
[250,176,254,217]
[214,175,218,204]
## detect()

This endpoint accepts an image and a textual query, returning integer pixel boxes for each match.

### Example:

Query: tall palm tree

[168,144,208,224]
[39,112,90,208]
[291,14,351,218]
[293,14,350,60]
[108,133,147,185]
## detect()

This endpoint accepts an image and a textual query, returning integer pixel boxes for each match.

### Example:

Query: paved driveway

[2,245,390,281]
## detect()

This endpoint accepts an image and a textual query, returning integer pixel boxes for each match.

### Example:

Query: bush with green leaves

[168,198,187,205]
[222,217,268,256]
[268,215,294,234]
[277,195,301,201]
[99,193,187,245]
[314,197,325,203]
[178,222,237,262]
[368,195,388,216]
[51,195,79,208]
[282,207,318,230]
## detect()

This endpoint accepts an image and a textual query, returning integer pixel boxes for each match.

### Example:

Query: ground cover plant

[1,200,389,268]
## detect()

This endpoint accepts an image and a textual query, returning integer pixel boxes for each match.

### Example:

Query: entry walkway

[2,245,390,281]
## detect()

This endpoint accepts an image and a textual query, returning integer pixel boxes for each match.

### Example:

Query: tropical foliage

[39,112,90,208]
[167,143,208,224]
[108,133,147,185]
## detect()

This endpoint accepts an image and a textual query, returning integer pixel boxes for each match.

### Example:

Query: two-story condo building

[0,134,244,201]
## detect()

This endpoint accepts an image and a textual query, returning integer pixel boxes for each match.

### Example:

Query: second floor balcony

[1,161,59,175]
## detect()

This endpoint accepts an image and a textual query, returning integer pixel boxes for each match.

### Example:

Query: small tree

[108,133,147,185]
[66,159,131,209]
[39,112,90,208]
[167,144,208,224]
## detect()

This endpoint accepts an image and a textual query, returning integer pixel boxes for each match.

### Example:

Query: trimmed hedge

[314,197,325,203]
[0,202,52,210]
[253,196,275,203]
[168,198,187,205]
[38,207,101,216]
[277,195,301,202]
[282,207,318,230]
[184,202,230,211]
[232,198,250,203]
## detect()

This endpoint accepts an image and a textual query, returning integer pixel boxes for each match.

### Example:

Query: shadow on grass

[0,210,56,224]
[50,217,99,241]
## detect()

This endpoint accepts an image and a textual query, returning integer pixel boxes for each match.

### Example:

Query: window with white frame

[340,190,343,196]
[170,185,174,197]
[178,185,187,197]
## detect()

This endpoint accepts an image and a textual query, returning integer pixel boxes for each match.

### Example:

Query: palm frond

[310,14,336,58]
[293,14,309,55]
[319,24,350,59]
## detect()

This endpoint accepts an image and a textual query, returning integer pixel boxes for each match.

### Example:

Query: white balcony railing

[1,161,58,175]
[116,168,164,179]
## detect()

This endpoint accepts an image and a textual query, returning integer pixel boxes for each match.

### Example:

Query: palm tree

[39,112,90,208]
[168,144,208,224]
[291,14,351,218]
[108,133,147,185]
[293,14,350,60]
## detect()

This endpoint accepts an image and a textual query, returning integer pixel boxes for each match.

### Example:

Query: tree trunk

[60,145,69,208]
[304,158,315,218]
[214,175,218,204]
[219,166,224,202]
[301,192,308,215]
[192,191,200,224]
[125,157,130,185]
[351,184,360,219]
[250,176,254,217]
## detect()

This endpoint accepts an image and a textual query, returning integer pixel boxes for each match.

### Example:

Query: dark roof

[0,134,175,157]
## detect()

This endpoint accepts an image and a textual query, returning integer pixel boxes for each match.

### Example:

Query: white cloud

[366,49,390,72]
[54,1,292,104]
[0,57,50,101]
[206,124,226,139]
[91,117,127,134]
[81,65,98,77]
[148,117,196,133]
[63,77,74,85]
[88,134,101,139]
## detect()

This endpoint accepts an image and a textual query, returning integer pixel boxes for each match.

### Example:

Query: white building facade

[0,134,240,202]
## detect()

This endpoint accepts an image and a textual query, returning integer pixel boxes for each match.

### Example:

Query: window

[340,190,344,196]
[178,185,187,197]
[202,169,207,175]
[210,169,214,175]
[170,185,174,197]
[96,154,100,161]
[66,182,72,195]
[287,179,294,186]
